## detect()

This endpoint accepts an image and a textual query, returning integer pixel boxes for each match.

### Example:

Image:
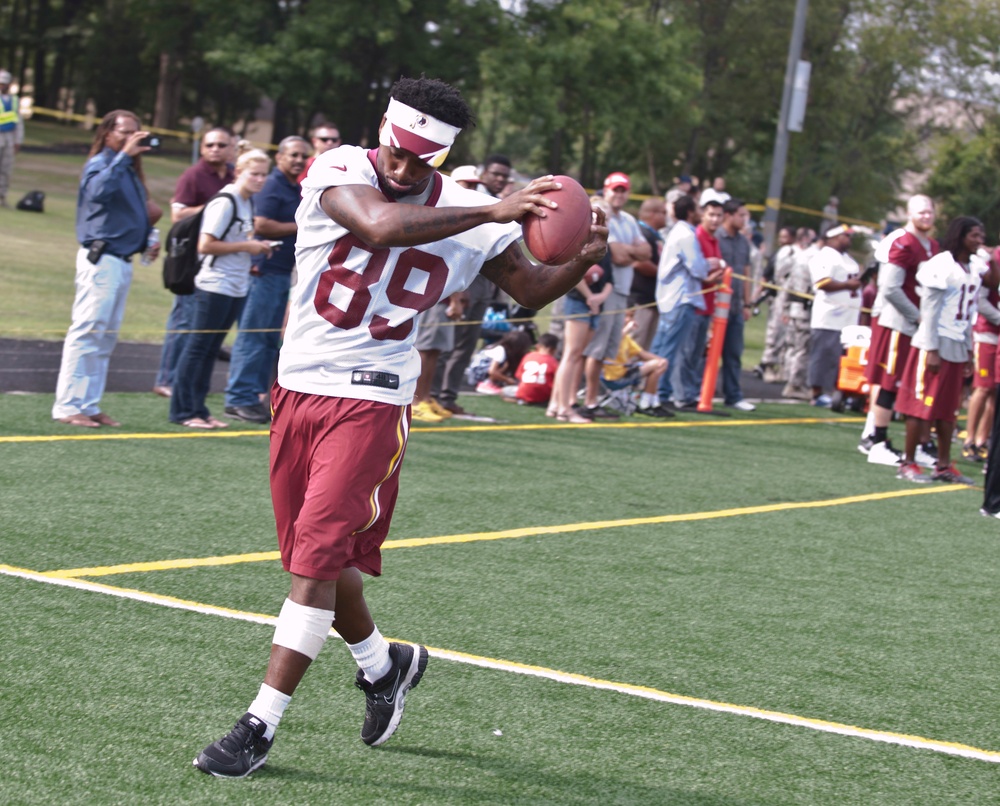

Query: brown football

[521,175,593,265]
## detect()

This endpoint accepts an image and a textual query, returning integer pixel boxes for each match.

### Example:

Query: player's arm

[319,176,563,249]
[480,210,609,310]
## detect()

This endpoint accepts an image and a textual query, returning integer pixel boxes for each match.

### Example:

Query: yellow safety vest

[0,95,18,129]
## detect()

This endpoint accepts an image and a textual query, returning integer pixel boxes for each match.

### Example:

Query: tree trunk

[153,50,183,130]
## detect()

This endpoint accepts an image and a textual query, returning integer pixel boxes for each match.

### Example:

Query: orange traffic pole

[698,266,732,412]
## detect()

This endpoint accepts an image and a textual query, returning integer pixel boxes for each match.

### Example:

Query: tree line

[2,0,998,229]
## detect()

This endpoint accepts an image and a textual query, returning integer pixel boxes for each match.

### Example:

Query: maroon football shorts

[894,349,965,423]
[863,321,911,392]
[975,340,998,389]
[269,384,411,580]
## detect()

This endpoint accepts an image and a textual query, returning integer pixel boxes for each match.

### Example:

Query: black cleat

[193,713,272,778]
[355,642,428,747]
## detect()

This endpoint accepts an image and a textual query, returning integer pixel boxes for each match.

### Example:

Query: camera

[140,135,160,150]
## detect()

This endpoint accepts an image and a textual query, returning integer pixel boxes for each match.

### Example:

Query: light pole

[762,0,809,255]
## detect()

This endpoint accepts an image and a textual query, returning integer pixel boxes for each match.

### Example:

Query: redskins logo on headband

[378,98,461,168]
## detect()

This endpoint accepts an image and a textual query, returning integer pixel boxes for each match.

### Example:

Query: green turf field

[2,392,997,805]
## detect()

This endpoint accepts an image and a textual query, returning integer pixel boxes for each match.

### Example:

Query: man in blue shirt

[224,136,310,423]
[52,110,162,427]
[650,194,719,407]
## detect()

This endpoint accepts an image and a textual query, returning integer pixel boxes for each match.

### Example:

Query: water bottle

[140,227,160,265]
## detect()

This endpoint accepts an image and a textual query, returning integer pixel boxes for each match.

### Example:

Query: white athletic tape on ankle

[271,598,335,660]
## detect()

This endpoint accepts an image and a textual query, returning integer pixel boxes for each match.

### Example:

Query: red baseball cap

[604,172,630,190]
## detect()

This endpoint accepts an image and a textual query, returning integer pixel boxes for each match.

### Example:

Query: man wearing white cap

[0,69,24,208]
[192,75,609,779]
[807,225,861,406]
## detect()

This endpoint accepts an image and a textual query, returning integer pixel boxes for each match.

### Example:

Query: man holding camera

[52,110,162,427]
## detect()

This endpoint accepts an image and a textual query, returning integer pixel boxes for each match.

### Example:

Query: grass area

[2,392,998,804]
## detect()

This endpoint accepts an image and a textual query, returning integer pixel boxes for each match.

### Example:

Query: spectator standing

[807,225,861,406]
[755,225,796,382]
[297,123,341,184]
[433,154,514,414]
[631,198,666,350]
[223,136,310,424]
[781,228,818,400]
[0,69,23,208]
[895,217,990,484]
[52,110,162,427]
[191,76,607,777]
[169,148,273,429]
[153,127,235,397]
[581,172,650,418]
[650,194,716,408]
[674,197,726,408]
[548,251,613,422]
[715,199,755,411]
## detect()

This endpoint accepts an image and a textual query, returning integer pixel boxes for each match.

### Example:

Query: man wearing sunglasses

[153,127,236,398]
[298,123,341,183]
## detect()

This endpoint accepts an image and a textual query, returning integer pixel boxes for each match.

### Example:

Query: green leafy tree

[924,118,1000,236]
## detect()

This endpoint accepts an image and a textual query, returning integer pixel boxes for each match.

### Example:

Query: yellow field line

[0,415,855,444]
[44,485,970,579]
[1,561,997,764]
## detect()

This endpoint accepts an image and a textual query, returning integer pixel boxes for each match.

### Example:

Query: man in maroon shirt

[152,127,235,397]
[674,198,725,407]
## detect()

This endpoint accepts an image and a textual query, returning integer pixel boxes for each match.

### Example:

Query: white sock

[861,408,876,439]
[347,627,392,683]
[640,392,658,409]
[248,683,292,741]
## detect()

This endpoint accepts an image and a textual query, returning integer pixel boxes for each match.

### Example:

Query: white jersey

[279,146,521,404]
[913,250,985,347]
[809,245,861,330]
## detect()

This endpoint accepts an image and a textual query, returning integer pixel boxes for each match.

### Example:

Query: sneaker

[637,404,674,418]
[411,401,444,423]
[979,445,990,462]
[727,399,756,412]
[896,461,931,483]
[224,403,271,424]
[932,464,975,485]
[858,435,875,455]
[438,399,466,415]
[677,400,700,411]
[980,508,1000,519]
[921,440,939,460]
[193,713,272,778]
[355,642,428,747]
[752,364,765,379]
[811,394,832,407]
[867,440,903,466]
[585,404,620,420]
[570,404,594,421]
[428,399,453,419]
[914,443,936,468]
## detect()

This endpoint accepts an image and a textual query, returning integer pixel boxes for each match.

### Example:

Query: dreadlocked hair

[389,76,475,130]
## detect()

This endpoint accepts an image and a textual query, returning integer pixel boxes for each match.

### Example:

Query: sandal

[205,416,229,429]
[181,418,214,430]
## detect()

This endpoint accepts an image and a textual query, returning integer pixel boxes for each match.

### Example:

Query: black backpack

[16,190,44,213]
[162,191,240,295]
